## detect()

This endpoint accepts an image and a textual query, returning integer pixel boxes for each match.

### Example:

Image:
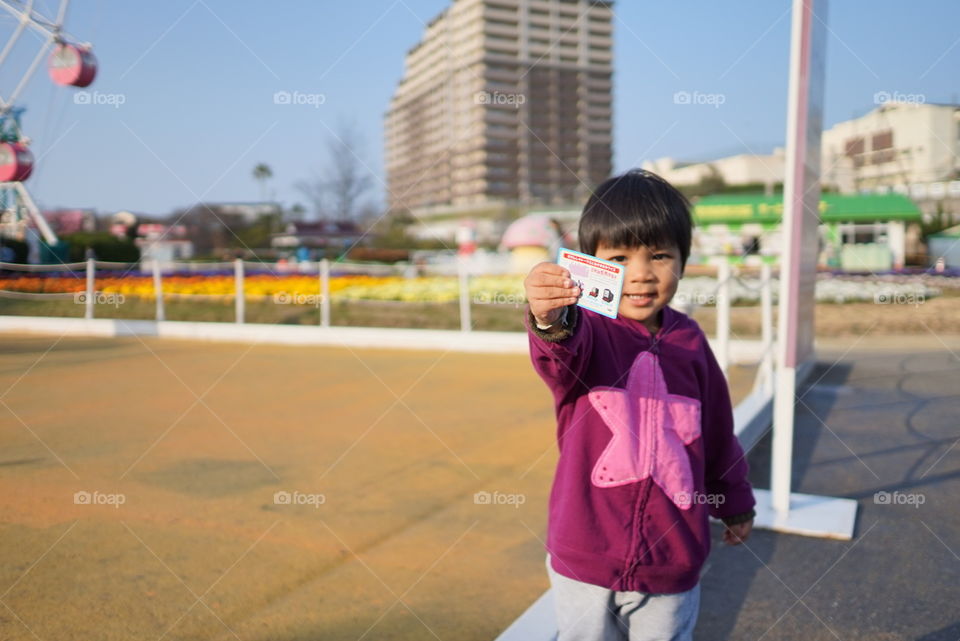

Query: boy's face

[594,242,683,334]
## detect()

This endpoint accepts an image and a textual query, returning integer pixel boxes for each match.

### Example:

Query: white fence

[0,257,490,329]
[0,256,778,381]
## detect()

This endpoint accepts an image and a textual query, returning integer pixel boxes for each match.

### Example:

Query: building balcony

[484,109,519,125]
[484,65,522,82]
[484,22,519,38]
[587,34,613,47]
[483,7,519,24]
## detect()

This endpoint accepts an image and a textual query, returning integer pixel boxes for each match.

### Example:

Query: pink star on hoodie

[588,350,702,509]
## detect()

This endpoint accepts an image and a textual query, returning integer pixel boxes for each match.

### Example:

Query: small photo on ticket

[556,247,625,319]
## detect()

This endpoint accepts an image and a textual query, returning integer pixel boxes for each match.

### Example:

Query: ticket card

[556,247,624,319]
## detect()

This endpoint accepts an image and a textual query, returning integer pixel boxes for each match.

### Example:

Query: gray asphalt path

[696,337,960,641]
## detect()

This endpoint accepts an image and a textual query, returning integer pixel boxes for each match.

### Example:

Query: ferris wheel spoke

[5,37,52,113]
[54,0,68,29]
[0,0,94,249]
[0,11,29,71]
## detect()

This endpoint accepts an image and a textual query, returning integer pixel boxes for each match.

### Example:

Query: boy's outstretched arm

[524,262,593,391]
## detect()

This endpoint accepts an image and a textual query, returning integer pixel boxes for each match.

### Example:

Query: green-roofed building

[927,225,960,269]
[691,193,922,271]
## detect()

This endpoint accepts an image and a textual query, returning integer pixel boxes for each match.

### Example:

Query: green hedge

[61,232,140,263]
[0,237,29,263]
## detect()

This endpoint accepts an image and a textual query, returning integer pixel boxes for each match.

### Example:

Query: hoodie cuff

[721,509,756,527]
[527,304,579,343]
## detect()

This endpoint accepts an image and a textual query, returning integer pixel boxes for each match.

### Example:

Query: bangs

[577,170,693,265]
[582,206,679,254]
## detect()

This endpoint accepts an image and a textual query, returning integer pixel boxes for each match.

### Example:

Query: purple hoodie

[528,303,755,594]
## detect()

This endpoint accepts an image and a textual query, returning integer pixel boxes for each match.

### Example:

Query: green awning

[693,193,922,225]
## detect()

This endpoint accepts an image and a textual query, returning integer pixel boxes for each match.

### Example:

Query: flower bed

[0,273,528,304]
[1,272,952,305]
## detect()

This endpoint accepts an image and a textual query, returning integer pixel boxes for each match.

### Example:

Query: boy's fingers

[528,267,571,284]
[525,262,579,313]
[723,524,750,545]
[529,272,577,290]
[531,286,580,300]
[533,262,569,277]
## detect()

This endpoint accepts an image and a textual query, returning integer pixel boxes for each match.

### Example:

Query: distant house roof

[194,202,282,222]
[271,220,364,248]
[693,193,922,225]
[285,220,361,235]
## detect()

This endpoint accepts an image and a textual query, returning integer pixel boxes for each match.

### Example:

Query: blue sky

[1,0,957,218]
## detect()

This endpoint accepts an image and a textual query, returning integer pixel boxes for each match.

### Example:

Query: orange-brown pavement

[0,334,755,640]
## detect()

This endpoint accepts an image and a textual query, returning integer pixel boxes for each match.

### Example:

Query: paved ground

[697,335,960,641]
[0,330,754,641]
[2,330,957,640]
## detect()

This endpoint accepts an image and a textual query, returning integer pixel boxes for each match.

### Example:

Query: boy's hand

[723,519,753,546]
[524,262,580,327]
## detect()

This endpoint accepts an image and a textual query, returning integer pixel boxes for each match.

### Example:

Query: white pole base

[751,488,858,541]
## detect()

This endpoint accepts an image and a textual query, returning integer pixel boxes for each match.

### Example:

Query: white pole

[234,258,245,324]
[15,182,58,245]
[760,262,774,394]
[458,255,471,332]
[887,220,906,270]
[85,257,94,319]
[320,258,331,328]
[771,0,828,516]
[715,259,730,375]
[153,259,165,322]
[771,366,797,514]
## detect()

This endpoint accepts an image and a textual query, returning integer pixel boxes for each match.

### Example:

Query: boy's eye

[653,253,672,260]
[607,255,627,262]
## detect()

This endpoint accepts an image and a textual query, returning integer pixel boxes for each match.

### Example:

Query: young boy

[524,169,755,641]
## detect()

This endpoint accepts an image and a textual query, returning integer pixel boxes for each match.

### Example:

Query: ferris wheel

[0,0,97,252]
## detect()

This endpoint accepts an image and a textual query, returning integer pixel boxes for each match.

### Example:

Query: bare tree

[296,121,374,221]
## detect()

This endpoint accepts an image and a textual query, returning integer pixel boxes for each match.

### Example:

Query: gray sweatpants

[546,554,700,641]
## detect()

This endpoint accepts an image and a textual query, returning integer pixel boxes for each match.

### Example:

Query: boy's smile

[594,242,683,334]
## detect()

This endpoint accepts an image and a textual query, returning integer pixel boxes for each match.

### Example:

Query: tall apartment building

[384,0,614,216]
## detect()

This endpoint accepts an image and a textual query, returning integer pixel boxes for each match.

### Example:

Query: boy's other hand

[524,262,581,327]
[723,519,753,546]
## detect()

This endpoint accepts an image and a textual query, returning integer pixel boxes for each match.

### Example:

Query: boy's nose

[627,259,655,282]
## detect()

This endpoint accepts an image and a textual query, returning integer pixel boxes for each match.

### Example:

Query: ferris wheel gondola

[0,141,33,181]
[48,42,97,87]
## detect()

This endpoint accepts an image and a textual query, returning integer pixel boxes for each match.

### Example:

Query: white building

[821,101,960,193]
[644,102,960,198]
[642,150,785,191]
[135,223,193,269]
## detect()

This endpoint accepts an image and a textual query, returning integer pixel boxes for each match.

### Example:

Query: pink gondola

[0,142,34,181]
[48,44,97,87]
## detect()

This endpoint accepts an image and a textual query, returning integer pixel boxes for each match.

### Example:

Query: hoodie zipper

[623,344,663,587]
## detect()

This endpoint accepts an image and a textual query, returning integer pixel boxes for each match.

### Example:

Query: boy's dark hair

[578,169,694,270]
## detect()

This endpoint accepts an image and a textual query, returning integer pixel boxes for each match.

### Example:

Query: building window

[872,130,893,150]
[844,137,864,157]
